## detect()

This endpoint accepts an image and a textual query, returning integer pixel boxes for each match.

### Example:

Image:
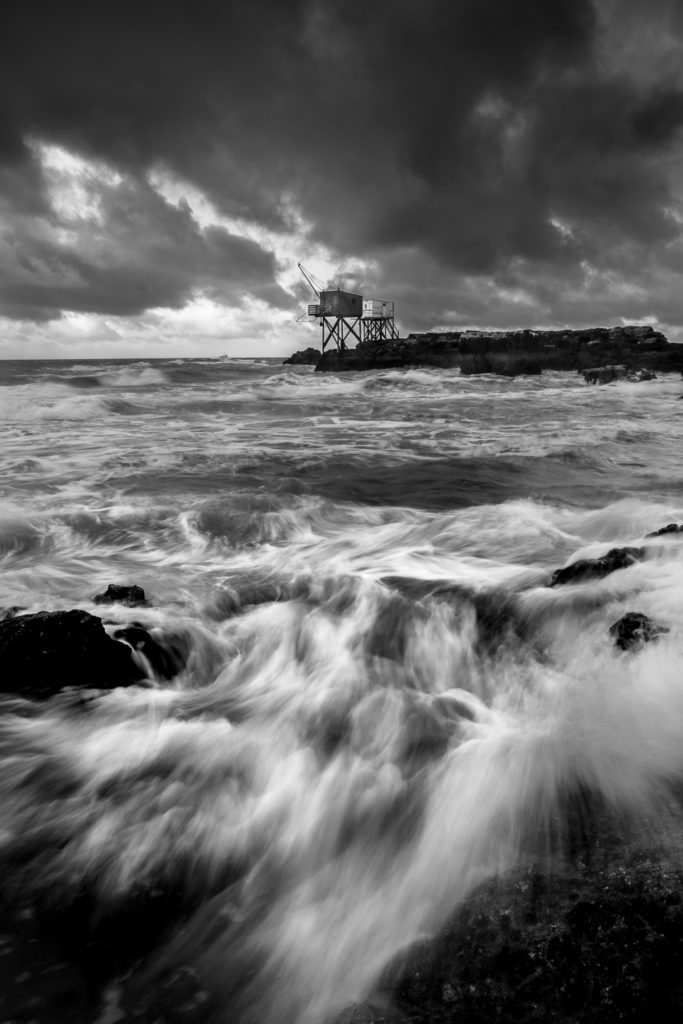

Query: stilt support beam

[361,318,399,343]
[321,316,362,353]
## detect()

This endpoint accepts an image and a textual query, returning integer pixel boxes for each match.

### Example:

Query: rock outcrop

[94,583,149,607]
[0,609,146,699]
[306,324,683,375]
[282,347,321,366]
[549,546,644,587]
[609,612,669,652]
[646,523,683,538]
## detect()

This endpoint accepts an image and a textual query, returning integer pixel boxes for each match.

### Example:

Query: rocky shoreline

[1,523,683,1023]
[284,325,683,376]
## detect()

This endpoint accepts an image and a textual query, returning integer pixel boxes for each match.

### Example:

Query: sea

[1,356,683,1023]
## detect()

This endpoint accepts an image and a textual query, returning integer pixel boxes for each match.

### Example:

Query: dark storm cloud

[1,0,683,327]
[0,171,292,322]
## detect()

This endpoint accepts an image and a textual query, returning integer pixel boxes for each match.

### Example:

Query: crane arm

[298,262,326,298]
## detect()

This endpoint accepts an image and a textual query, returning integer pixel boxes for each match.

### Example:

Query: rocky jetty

[310,324,683,375]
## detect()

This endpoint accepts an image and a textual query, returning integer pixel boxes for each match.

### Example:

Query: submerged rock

[609,612,669,652]
[0,609,145,699]
[549,546,644,587]
[113,623,190,680]
[94,583,149,607]
[583,364,628,384]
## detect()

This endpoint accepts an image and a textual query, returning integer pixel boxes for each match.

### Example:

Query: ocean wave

[97,365,171,386]
[0,383,143,421]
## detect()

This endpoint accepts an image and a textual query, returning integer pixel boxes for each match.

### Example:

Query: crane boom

[297,262,326,299]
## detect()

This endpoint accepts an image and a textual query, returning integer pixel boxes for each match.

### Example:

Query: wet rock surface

[609,612,669,651]
[582,364,628,384]
[381,851,683,1024]
[583,365,658,384]
[549,546,644,587]
[0,609,146,699]
[94,583,149,607]
[646,523,683,538]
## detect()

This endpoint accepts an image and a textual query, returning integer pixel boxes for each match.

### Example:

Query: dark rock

[549,546,644,587]
[609,612,669,652]
[113,623,190,680]
[94,583,149,607]
[282,346,321,366]
[646,523,683,538]
[317,334,461,373]
[583,364,627,384]
[0,609,146,699]
[388,855,683,1024]
[0,902,89,1024]
[458,331,542,376]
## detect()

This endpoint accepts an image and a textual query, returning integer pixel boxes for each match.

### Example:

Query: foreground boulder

[549,546,644,587]
[609,612,669,652]
[0,609,145,699]
[94,583,149,607]
[384,853,683,1024]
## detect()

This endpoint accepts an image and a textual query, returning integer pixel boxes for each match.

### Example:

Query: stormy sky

[2,0,683,356]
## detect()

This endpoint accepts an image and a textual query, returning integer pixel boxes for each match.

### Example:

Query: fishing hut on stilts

[298,263,398,354]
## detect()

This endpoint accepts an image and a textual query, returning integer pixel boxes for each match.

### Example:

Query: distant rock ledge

[283,325,683,375]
